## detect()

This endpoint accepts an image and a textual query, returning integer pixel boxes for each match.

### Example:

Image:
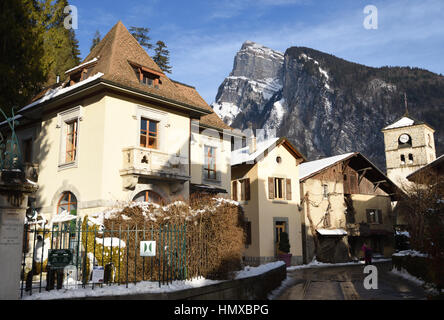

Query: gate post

[0,170,38,299]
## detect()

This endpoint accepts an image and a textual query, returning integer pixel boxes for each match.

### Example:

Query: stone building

[4,21,240,222]
[299,152,400,263]
[382,114,436,190]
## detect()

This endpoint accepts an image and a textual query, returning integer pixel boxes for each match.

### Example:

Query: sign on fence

[48,249,73,268]
[92,266,104,283]
[140,241,156,257]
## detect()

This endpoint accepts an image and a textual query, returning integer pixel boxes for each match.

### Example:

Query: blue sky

[72,0,444,104]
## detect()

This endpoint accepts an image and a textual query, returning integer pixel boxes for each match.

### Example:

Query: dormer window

[130,62,162,89]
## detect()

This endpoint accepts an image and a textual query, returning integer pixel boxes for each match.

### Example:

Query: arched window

[57,192,77,215]
[400,154,405,164]
[133,190,163,204]
[408,153,414,163]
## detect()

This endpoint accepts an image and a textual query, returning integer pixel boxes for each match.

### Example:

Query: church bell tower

[381,95,436,189]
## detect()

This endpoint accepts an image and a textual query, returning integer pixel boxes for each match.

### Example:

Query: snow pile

[392,250,428,258]
[235,261,285,279]
[286,257,391,271]
[95,237,126,248]
[51,210,77,223]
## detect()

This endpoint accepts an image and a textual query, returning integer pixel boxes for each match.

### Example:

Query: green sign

[140,241,156,257]
[48,249,73,268]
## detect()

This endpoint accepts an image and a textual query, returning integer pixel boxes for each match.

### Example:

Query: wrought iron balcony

[120,147,190,189]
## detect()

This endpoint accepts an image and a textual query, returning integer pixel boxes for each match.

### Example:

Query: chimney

[248,122,256,154]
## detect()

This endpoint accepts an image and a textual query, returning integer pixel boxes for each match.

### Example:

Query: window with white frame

[203,145,217,180]
[58,106,82,168]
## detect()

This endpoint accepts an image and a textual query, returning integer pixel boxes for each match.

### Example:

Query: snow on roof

[18,72,104,113]
[65,57,99,74]
[299,152,355,180]
[231,137,279,166]
[316,228,347,236]
[383,116,415,130]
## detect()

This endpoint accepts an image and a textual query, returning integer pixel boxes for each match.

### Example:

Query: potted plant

[278,231,292,267]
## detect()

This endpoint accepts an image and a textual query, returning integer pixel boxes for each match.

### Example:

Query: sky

[71,0,444,104]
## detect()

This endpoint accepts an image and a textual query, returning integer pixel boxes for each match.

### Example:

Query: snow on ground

[22,277,223,300]
[390,268,425,287]
[286,257,391,271]
[267,276,297,300]
[22,261,284,300]
[392,250,428,258]
[235,261,285,279]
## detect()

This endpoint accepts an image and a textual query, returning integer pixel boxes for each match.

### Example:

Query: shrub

[278,232,291,254]
[83,196,246,282]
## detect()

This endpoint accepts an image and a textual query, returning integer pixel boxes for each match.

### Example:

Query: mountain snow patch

[212,101,240,125]
[264,98,286,133]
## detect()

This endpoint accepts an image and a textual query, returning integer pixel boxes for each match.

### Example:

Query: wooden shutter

[268,177,275,199]
[286,178,292,200]
[245,178,250,201]
[240,180,245,200]
[232,181,238,201]
[378,210,383,224]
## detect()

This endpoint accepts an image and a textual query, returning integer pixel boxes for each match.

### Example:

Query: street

[274,262,427,300]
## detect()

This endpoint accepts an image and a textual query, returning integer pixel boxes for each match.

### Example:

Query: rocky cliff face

[212,41,444,169]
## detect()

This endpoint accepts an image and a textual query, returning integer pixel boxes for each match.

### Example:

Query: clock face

[399,134,410,144]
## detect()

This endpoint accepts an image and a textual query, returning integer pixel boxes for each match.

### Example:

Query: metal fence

[20,220,190,298]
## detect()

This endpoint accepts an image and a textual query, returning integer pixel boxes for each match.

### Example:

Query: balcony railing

[120,147,189,189]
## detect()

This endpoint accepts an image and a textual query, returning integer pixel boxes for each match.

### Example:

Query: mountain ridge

[212,41,444,170]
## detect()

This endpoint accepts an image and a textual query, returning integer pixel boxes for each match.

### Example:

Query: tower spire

[404,93,409,117]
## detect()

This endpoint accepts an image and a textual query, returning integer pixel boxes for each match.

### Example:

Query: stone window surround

[57,105,83,171]
[134,104,169,154]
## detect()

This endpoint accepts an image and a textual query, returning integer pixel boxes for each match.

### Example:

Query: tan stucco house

[231,136,305,266]
[9,21,240,222]
[299,152,401,263]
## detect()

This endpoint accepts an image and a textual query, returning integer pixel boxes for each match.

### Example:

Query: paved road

[275,262,427,300]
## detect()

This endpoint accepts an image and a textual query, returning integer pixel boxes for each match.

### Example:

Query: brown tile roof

[82,21,232,131]
[24,21,233,132]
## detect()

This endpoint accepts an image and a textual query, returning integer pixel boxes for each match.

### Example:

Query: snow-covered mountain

[212,41,284,126]
[212,41,444,169]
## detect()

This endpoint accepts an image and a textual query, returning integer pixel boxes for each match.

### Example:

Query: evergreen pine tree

[90,30,101,51]
[129,26,153,51]
[153,40,172,74]
[0,0,46,113]
[35,0,81,86]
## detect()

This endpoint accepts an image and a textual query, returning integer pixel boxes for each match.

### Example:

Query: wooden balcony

[120,147,190,189]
